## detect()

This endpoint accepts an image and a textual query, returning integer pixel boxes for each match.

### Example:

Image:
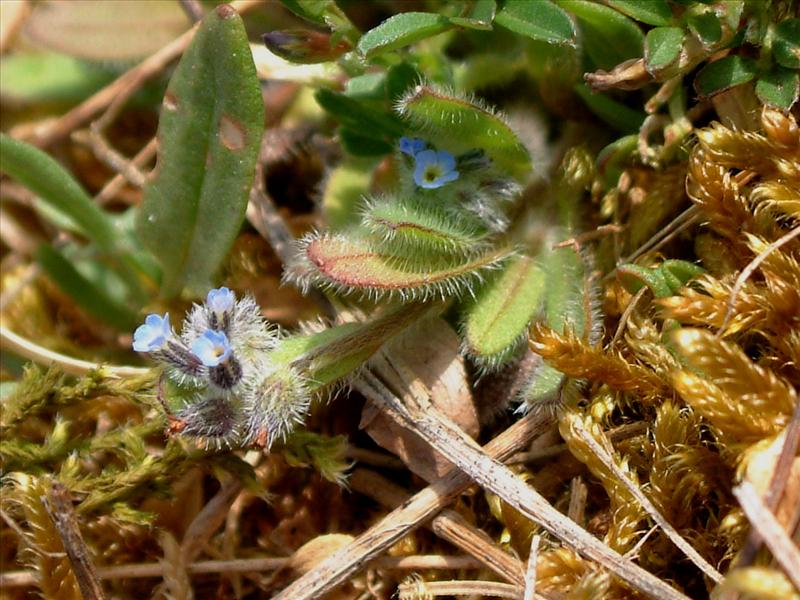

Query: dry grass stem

[270,408,554,600]
[0,326,148,377]
[355,357,692,600]
[399,578,523,599]
[523,534,541,600]
[0,555,488,588]
[732,481,800,591]
[570,419,724,582]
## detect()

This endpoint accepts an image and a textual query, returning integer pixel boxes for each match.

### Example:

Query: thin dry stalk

[567,477,587,525]
[95,137,158,205]
[523,535,541,600]
[0,555,486,588]
[570,419,723,583]
[0,326,148,378]
[43,481,107,600]
[351,469,525,586]
[180,480,243,563]
[356,356,692,600]
[270,410,554,600]
[732,481,800,591]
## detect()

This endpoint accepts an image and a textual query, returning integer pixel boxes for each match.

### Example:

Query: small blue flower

[399,137,426,157]
[133,313,171,352]
[191,329,232,367]
[413,149,459,189]
[207,287,235,314]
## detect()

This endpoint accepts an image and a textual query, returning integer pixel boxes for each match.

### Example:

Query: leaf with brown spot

[136,6,264,298]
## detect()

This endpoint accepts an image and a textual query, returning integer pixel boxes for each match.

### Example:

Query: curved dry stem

[0,326,148,378]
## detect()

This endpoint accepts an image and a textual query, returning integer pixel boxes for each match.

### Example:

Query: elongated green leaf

[574,84,645,133]
[617,263,673,298]
[357,12,454,58]
[398,85,531,180]
[291,233,512,299]
[694,55,757,98]
[605,0,672,26]
[645,27,684,72]
[755,67,799,110]
[462,255,546,368]
[362,196,490,257]
[494,0,576,46]
[0,135,119,253]
[773,19,800,69]
[136,5,264,298]
[315,88,404,139]
[36,245,139,331]
[0,52,115,105]
[557,0,644,70]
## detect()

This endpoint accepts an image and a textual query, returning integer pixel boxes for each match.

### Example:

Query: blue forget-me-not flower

[399,136,426,157]
[413,149,459,189]
[207,287,235,314]
[133,313,172,352]
[192,329,233,367]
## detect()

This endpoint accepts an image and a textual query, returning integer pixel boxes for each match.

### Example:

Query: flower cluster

[399,136,460,189]
[132,288,307,448]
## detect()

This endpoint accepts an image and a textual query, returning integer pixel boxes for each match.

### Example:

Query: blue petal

[191,329,232,367]
[441,169,459,183]
[132,313,170,352]
[437,150,456,172]
[207,287,235,313]
[399,137,426,156]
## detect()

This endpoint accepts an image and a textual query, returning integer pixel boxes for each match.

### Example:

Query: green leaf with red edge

[289,233,513,300]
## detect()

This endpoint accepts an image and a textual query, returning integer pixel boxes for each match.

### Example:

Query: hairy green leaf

[694,55,757,98]
[557,0,644,70]
[280,0,359,40]
[290,233,512,299]
[270,303,437,389]
[462,255,546,368]
[605,0,672,27]
[494,0,576,46]
[362,196,490,257]
[645,27,684,72]
[398,85,531,180]
[357,12,454,58]
[136,5,264,298]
